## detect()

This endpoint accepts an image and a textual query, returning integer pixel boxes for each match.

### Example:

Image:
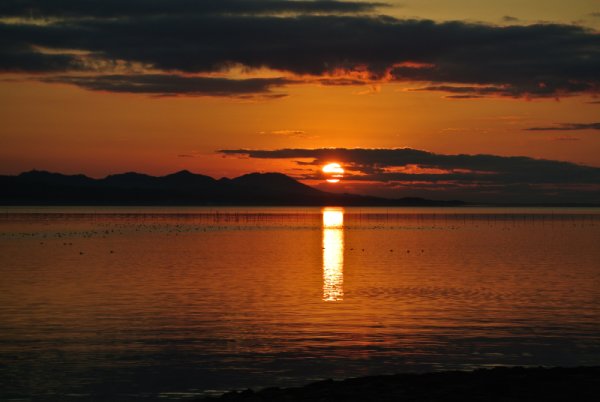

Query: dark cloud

[219,148,600,202]
[1,2,599,97]
[317,78,369,86]
[411,83,588,98]
[502,16,520,22]
[260,130,313,138]
[0,0,386,18]
[444,94,484,99]
[524,122,600,131]
[0,46,85,72]
[42,74,290,97]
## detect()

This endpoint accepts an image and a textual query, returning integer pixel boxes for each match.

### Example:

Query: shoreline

[199,366,600,401]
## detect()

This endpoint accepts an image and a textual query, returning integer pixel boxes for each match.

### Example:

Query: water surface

[1,207,599,400]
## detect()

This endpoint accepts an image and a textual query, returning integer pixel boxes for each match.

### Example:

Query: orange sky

[2,79,598,177]
[0,0,599,202]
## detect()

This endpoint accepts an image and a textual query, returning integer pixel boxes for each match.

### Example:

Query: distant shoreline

[5,170,599,207]
[1,203,600,208]
[0,170,464,207]
[199,366,600,401]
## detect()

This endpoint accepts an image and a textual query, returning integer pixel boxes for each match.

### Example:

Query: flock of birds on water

[1,212,596,258]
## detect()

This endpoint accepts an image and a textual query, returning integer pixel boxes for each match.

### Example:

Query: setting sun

[322,163,344,183]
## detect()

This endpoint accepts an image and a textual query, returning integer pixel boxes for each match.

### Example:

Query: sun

[322,163,344,183]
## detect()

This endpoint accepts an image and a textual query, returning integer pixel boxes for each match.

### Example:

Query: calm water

[1,207,599,401]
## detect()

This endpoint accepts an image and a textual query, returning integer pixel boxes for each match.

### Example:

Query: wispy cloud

[524,122,600,131]
[259,130,315,139]
[42,74,290,98]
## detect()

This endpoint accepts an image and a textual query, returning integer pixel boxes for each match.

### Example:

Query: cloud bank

[0,0,386,17]
[1,0,599,97]
[219,148,600,202]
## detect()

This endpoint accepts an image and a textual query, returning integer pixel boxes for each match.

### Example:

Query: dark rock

[197,367,600,402]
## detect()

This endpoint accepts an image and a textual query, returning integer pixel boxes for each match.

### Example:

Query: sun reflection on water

[322,208,344,301]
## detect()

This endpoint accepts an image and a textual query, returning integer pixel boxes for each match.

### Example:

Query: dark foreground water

[1,207,599,401]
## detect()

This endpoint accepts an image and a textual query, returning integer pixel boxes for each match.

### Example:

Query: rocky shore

[199,366,600,401]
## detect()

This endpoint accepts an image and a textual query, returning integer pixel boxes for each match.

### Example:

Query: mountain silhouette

[0,170,464,206]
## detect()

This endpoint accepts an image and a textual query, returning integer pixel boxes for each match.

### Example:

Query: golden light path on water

[322,207,344,302]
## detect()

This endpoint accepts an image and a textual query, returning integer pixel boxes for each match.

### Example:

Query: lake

[1,207,599,400]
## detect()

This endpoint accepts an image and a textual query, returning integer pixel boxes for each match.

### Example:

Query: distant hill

[0,170,465,206]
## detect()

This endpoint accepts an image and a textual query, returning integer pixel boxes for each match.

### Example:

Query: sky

[1,0,599,202]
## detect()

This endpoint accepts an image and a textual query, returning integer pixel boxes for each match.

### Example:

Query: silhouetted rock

[198,366,600,402]
[230,172,322,196]
[103,172,158,188]
[18,170,94,186]
[161,170,216,188]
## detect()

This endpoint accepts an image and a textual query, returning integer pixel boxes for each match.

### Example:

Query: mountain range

[0,170,464,206]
